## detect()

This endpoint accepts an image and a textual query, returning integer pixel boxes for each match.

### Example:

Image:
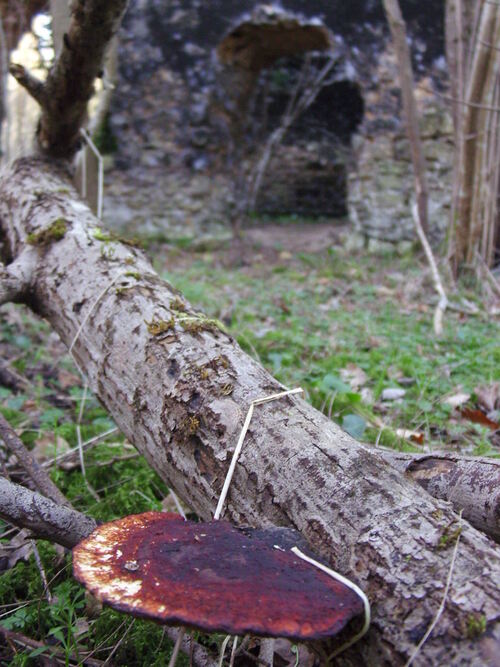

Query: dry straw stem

[411,203,448,336]
[213,388,304,520]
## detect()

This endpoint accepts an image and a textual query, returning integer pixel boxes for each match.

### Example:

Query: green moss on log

[27,218,68,246]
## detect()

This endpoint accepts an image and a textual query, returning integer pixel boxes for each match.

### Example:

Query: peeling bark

[0,158,499,666]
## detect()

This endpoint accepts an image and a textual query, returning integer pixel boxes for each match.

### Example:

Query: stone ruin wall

[348,46,453,245]
[106,1,453,243]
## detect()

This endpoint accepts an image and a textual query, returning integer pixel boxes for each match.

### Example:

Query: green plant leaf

[342,414,367,439]
[320,374,351,393]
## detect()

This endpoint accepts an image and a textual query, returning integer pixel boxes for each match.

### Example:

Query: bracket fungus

[73,511,364,641]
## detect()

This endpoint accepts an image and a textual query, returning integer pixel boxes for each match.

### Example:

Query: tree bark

[9,0,128,157]
[447,0,500,270]
[379,450,500,543]
[382,0,429,235]
[0,477,96,549]
[0,158,499,666]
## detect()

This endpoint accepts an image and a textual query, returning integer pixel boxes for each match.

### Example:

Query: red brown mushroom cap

[73,512,364,640]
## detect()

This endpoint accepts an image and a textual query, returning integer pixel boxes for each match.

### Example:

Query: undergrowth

[0,236,498,663]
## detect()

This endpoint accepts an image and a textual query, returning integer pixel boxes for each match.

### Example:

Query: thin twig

[411,203,448,335]
[164,627,218,667]
[31,540,52,604]
[0,413,70,507]
[101,619,134,666]
[0,625,104,666]
[218,635,231,667]
[76,383,100,502]
[167,488,187,519]
[228,636,239,667]
[8,63,46,106]
[168,627,186,667]
[42,427,119,468]
[475,249,500,296]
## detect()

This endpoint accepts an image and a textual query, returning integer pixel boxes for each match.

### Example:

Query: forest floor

[0,218,499,665]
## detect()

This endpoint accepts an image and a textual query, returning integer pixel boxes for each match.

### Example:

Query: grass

[163,245,499,454]
[0,231,498,663]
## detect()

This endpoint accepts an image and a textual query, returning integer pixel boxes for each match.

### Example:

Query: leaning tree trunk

[0,158,498,666]
[382,0,429,236]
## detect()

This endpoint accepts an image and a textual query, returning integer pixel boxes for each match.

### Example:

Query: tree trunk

[447,0,500,270]
[0,157,498,666]
[382,0,429,235]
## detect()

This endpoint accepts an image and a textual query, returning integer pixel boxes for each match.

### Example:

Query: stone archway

[212,4,364,219]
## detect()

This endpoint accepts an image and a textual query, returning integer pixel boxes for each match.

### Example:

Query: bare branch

[0,254,34,305]
[0,413,70,507]
[411,203,448,336]
[11,0,129,157]
[0,476,96,549]
[382,0,429,234]
[249,54,336,210]
[8,63,45,106]
[379,448,500,542]
[0,626,104,667]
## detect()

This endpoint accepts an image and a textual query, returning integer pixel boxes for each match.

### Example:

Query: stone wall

[106,0,451,241]
[348,49,453,243]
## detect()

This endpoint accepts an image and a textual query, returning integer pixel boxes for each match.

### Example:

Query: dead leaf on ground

[374,285,396,297]
[0,530,32,572]
[274,638,316,666]
[475,383,500,413]
[459,407,499,431]
[340,364,368,390]
[360,387,374,404]
[33,433,71,463]
[443,392,471,409]
[57,369,82,390]
[361,335,384,350]
[395,429,425,445]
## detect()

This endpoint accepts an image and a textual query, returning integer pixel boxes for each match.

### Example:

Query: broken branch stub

[73,512,364,640]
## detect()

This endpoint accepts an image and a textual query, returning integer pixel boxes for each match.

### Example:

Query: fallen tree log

[378,449,500,543]
[0,158,499,666]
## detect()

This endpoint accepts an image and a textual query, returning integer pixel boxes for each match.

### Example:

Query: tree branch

[383,0,429,234]
[379,449,500,542]
[0,476,96,549]
[0,254,34,305]
[8,63,45,106]
[0,413,71,507]
[0,158,498,665]
[9,0,128,157]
